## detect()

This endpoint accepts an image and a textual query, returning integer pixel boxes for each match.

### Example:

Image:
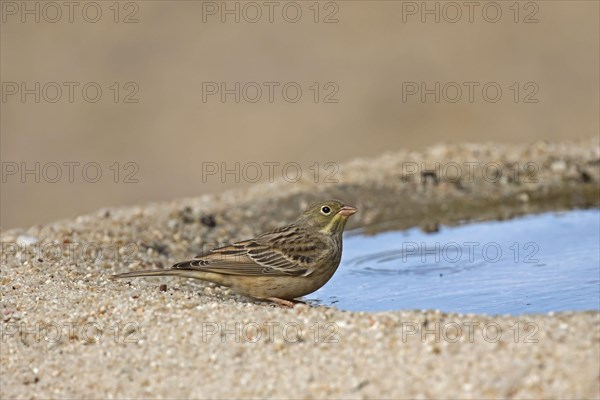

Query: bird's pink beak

[337,205,358,217]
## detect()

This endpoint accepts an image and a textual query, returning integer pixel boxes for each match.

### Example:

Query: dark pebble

[200,215,217,228]
[580,170,592,183]
[421,170,439,185]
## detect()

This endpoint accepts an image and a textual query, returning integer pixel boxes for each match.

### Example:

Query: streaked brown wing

[171,233,320,277]
[246,225,328,275]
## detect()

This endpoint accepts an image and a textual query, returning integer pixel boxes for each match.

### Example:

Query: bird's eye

[321,206,331,215]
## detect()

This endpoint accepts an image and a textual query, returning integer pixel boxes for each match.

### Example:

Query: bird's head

[297,200,358,235]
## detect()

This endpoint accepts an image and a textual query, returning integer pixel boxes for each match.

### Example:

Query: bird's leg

[265,297,296,307]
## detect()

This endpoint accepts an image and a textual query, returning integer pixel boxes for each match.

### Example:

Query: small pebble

[200,215,217,228]
[17,235,39,246]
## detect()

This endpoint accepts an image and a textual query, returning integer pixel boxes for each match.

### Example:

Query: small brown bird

[111,200,358,306]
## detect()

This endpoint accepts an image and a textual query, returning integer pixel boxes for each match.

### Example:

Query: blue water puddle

[309,209,600,315]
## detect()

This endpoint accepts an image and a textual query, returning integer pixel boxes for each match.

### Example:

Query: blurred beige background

[1,1,598,230]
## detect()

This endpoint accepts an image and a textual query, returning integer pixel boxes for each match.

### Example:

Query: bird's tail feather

[110,269,201,280]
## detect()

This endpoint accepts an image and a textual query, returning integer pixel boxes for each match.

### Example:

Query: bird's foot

[265,297,302,307]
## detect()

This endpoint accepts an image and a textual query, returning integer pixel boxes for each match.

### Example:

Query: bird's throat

[319,215,347,235]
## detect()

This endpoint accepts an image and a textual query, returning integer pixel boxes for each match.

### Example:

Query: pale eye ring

[321,206,331,215]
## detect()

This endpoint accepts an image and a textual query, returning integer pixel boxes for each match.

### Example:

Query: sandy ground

[1,138,599,399]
